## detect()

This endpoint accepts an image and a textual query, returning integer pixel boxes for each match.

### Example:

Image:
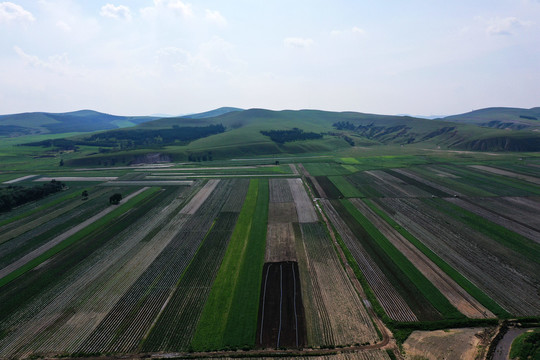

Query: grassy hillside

[442,107,540,130]
[5,107,539,166]
[0,110,158,136]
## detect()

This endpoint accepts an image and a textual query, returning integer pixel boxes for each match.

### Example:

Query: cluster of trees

[85,124,226,148]
[0,180,65,213]
[188,152,213,162]
[24,124,226,151]
[260,128,323,144]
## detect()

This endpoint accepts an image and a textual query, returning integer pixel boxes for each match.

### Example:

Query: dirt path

[0,187,149,280]
[350,198,494,319]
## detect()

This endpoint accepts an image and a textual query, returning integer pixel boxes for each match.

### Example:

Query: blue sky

[1,0,539,116]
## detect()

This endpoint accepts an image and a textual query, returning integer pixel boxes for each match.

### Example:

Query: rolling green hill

[441,107,540,130]
[53,108,540,166]
[0,110,159,136]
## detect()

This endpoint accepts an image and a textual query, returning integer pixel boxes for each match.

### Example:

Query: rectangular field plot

[373,197,540,316]
[297,223,378,346]
[256,261,307,349]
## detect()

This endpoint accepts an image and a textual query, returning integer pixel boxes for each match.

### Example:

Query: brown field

[270,179,294,203]
[288,179,318,223]
[266,223,297,263]
[297,223,379,346]
[349,198,494,319]
[256,261,307,349]
[365,170,431,198]
[403,328,488,360]
[469,164,540,184]
[297,163,327,198]
[268,202,298,224]
[180,179,219,214]
[390,168,462,197]
[321,199,417,322]
[0,186,196,357]
[375,197,540,316]
[446,196,540,243]
[0,187,149,280]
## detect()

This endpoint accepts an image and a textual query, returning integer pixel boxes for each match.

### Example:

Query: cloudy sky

[1,0,539,116]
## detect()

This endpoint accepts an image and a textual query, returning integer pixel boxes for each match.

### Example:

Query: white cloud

[56,20,71,32]
[331,26,366,36]
[100,4,132,20]
[486,17,532,36]
[205,9,226,25]
[14,46,70,73]
[140,0,194,19]
[167,0,193,17]
[284,37,314,48]
[0,2,34,23]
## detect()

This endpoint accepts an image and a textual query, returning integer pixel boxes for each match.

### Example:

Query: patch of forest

[0,180,65,213]
[22,124,226,151]
[260,128,323,144]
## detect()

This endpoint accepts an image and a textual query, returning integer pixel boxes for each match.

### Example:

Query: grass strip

[363,198,510,318]
[509,328,540,360]
[0,187,160,288]
[340,199,464,320]
[223,179,269,349]
[191,179,264,350]
[329,175,363,198]
[429,198,540,265]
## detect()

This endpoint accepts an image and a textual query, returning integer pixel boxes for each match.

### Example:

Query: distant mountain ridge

[0,110,159,136]
[0,107,243,137]
[441,107,540,130]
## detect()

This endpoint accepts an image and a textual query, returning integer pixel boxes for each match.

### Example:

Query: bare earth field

[469,164,540,185]
[350,198,493,319]
[446,196,540,243]
[403,328,487,360]
[375,197,540,316]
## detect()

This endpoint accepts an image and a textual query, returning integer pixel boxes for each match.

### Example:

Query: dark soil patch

[256,261,306,349]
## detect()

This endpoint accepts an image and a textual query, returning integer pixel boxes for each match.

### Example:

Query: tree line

[0,180,65,213]
[260,128,323,144]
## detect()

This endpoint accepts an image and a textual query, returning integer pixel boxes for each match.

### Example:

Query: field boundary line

[0,187,151,286]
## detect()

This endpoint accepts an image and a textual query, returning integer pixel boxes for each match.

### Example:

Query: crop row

[0,187,158,288]
[320,199,416,322]
[339,199,463,320]
[0,185,186,357]
[80,180,239,353]
[141,208,241,351]
[299,222,378,346]
[191,179,260,350]
[0,186,114,268]
[374,197,540,316]
[362,198,508,318]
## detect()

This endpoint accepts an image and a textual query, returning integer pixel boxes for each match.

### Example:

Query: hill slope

[58,108,540,166]
[441,107,540,130]
[0,110,158,136]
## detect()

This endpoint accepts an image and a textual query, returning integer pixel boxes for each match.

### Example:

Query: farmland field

[0,150,539,359]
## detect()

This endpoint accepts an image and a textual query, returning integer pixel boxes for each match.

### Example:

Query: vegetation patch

[0,180,65,213]
[260,128,323,144]
[191,180,261,350]
[510,328,540,360]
